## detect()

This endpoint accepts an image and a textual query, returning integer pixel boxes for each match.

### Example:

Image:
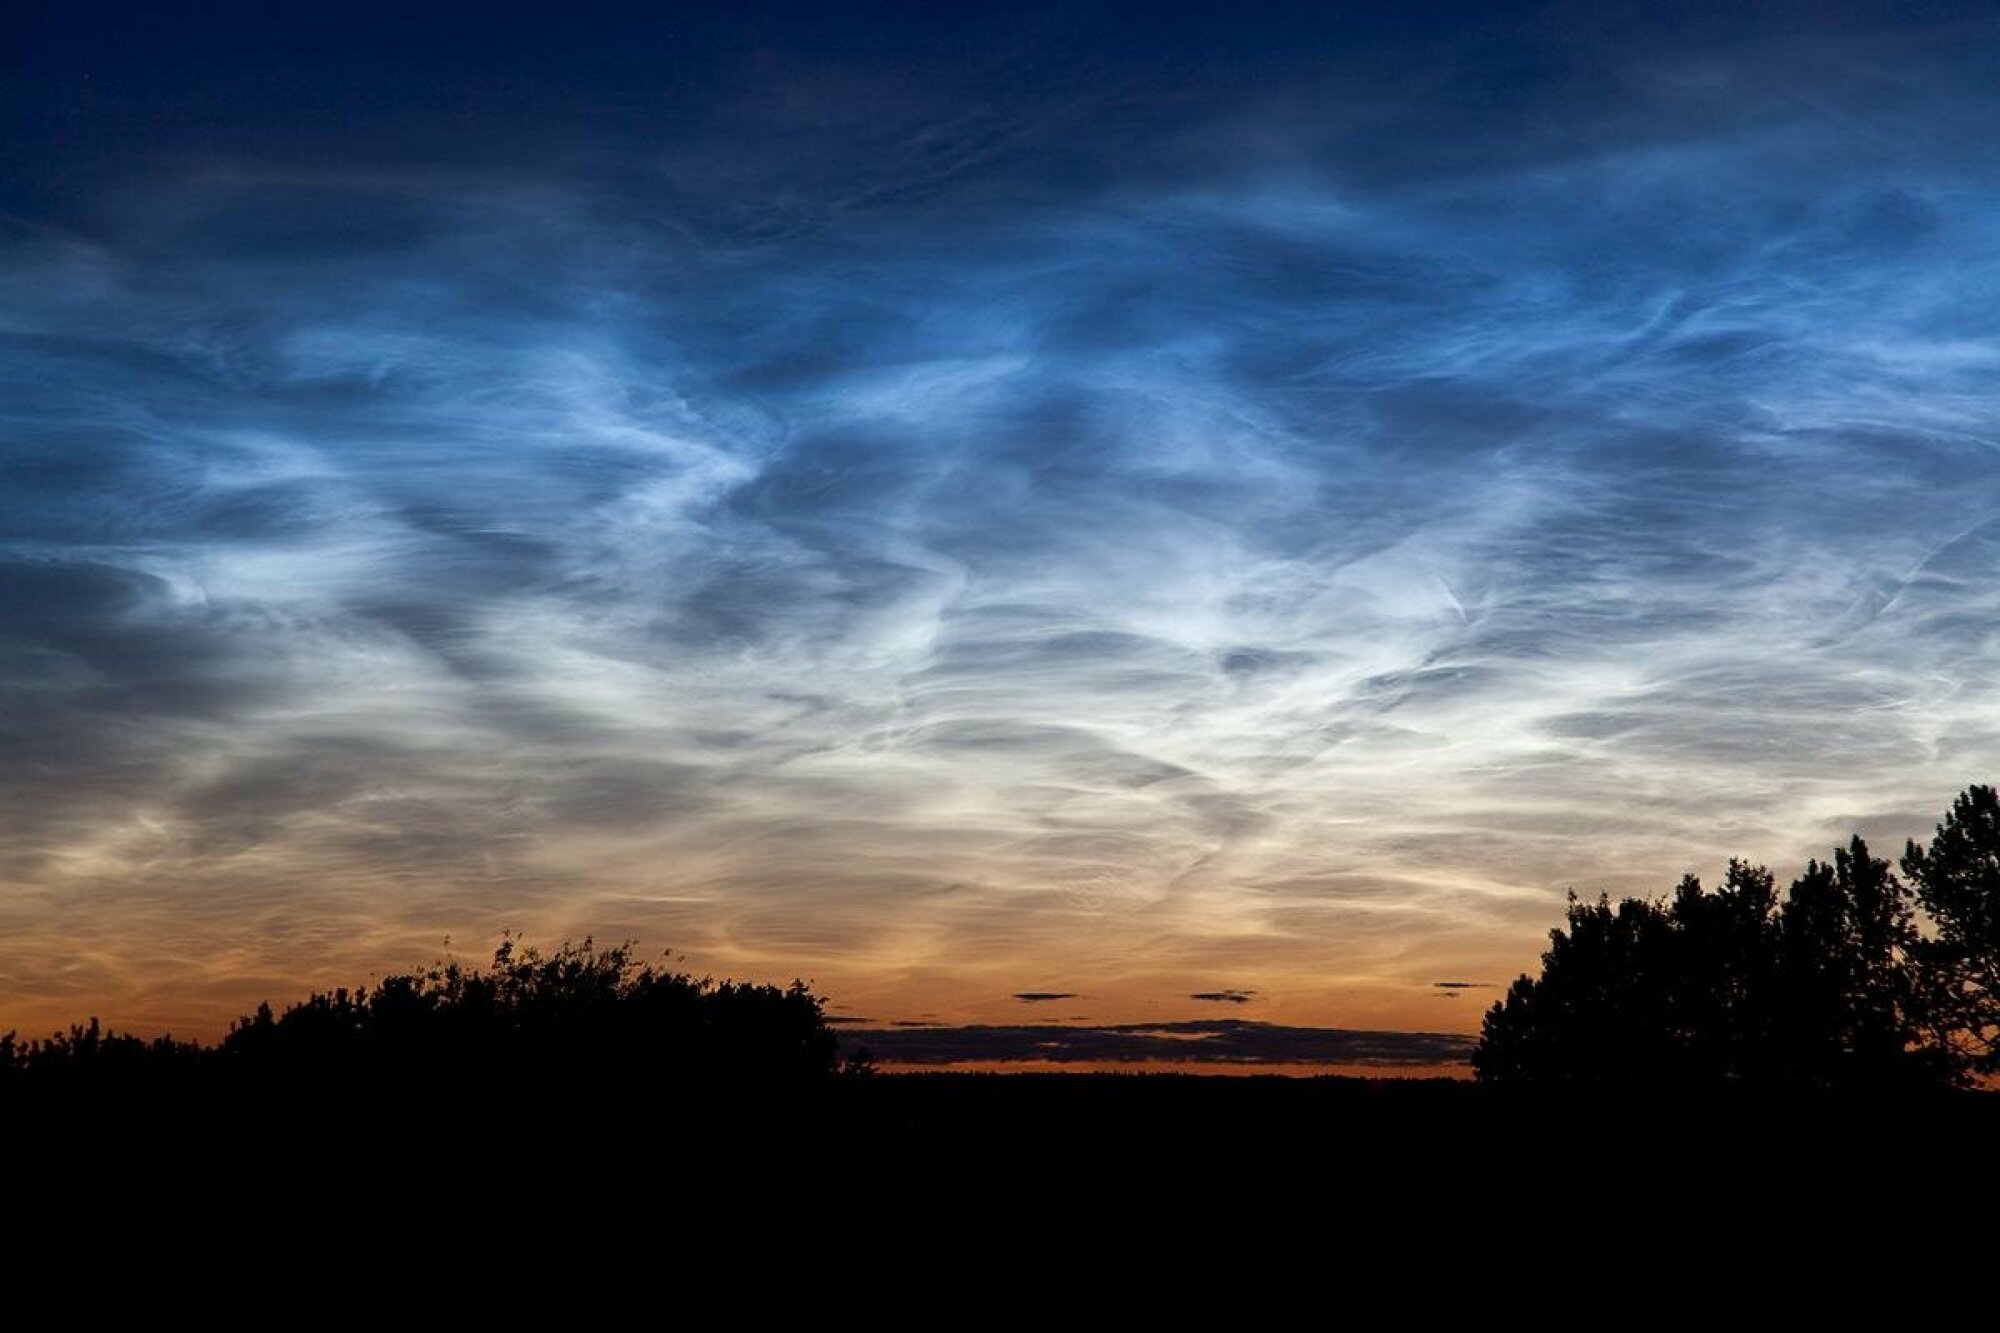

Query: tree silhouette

[1902,785,2000,1076]
[1776,838,1922,1085]
[1476,789,2000,1088]
[0,938,848,1108]
[1474,862,1796,1085]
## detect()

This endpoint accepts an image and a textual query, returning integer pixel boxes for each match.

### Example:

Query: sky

[5,2,2000,1066]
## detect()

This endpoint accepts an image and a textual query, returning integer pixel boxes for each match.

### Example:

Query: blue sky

[5,3,2000,1050]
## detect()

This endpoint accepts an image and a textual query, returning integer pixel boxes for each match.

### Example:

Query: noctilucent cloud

[5,4,2000,1051]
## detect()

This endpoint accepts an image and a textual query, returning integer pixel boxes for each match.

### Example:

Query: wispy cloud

[5,7,2000,1035]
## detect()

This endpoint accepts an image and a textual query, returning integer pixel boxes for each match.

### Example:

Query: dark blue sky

[5,3,2000,1051]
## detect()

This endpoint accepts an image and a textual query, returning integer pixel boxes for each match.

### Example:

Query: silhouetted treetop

[0,938,848,1103]
[1477,787,2000,1088]
[1903,784,2000,1076]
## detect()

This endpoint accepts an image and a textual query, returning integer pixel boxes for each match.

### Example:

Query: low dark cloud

[1189,989,1256,1004]
[837,1020,1474,1067]
[1012,992,1079,1003]
[1431,982,1493,989]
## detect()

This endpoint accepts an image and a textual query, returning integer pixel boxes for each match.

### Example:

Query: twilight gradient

[4,4,2000,1045]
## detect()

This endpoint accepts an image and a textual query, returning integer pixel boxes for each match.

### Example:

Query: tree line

[1476,784,2000,1087]
[0,937,850,1102]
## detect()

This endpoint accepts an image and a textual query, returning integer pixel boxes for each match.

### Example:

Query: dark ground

[16,1066,1995,1141]
[17,1069,1988,1191]
[10,1071,1996,1286]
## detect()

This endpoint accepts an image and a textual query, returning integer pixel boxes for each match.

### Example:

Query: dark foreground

[13,1070,1999,1290]
[13,1070,1994,1190]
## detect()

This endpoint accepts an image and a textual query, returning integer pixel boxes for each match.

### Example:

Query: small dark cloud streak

[1189,989,1256,1003]
[1012,991,1078,1003]
[838,1019,1473,1067]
